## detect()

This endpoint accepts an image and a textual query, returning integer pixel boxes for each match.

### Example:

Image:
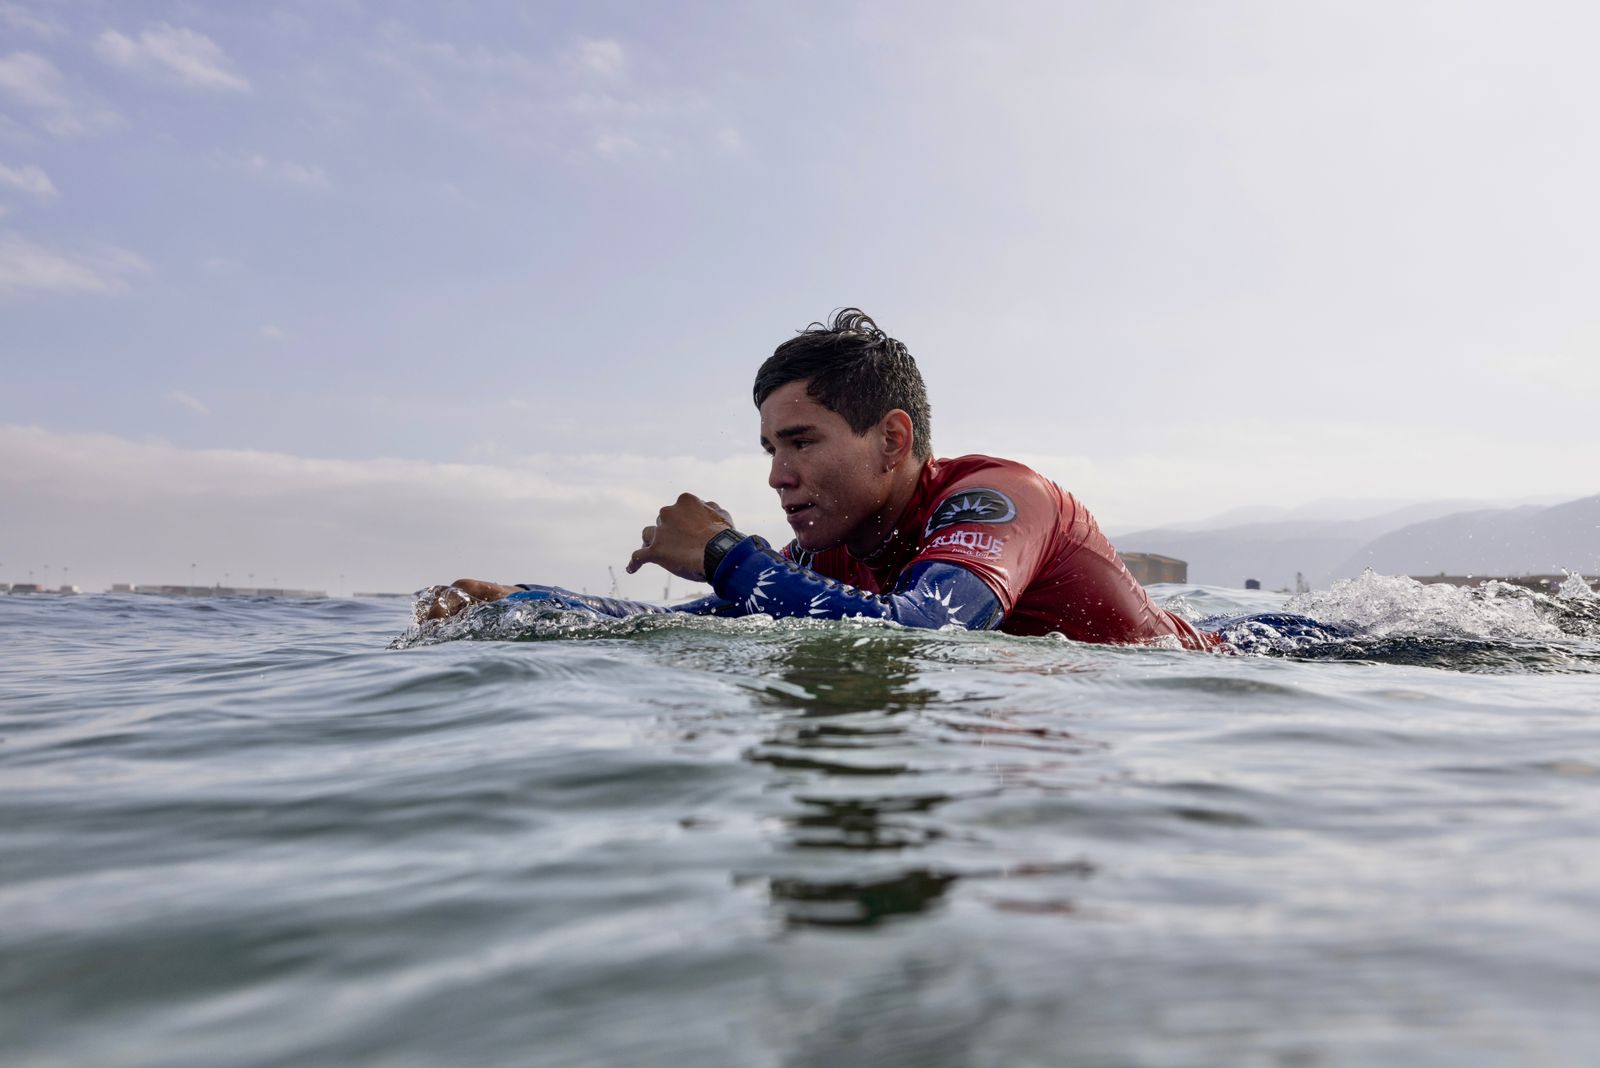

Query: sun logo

[925,488,1017,536]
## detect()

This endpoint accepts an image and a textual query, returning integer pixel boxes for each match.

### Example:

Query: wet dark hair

[753,308,932,461]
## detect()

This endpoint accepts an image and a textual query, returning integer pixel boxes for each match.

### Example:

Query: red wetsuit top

[785,455,1217,649]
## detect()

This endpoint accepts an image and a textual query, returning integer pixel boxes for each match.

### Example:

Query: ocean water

[3,575,1600,1067]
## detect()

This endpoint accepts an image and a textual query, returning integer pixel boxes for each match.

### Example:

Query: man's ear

[880,409,915,467]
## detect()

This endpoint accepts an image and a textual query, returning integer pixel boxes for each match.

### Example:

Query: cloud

[0,231,149,299]
[365,26,728,163]
[4,415,1591,598]
[592,131,641,158]
[0,51,119,137]
[0,51,66,110]
[0,2,64,39]
[168,391,210,416]
[0,161,55,198]
[95,24,250,92]
[576,38,625,78]
[259,324,287,340]
[0,424,783,597]
[242,153,330,189]
[992,415,1600,533]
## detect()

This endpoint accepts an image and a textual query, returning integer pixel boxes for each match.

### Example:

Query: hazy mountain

[1111,528,1361,590]
[1158,497,1488,532]
[1333,495,1600,578]
[1111,497,1598,589]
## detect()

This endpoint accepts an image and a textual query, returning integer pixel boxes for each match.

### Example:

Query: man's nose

[768,455,797,490]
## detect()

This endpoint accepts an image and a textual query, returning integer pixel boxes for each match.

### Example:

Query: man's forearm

[504,585,672,617]
[708,536,1003,630]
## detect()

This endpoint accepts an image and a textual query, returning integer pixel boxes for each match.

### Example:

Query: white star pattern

[927,581,967,625]
[745,566,778,613]
[808,591,831,617]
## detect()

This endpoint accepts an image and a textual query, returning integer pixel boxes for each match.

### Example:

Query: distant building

[1119,552,1188,586]
[1244,578,1261,590]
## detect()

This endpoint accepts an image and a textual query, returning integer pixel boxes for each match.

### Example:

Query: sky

[3,0,1598,597]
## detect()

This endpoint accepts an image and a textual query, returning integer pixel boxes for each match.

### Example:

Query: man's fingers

[416,584,473,622]
[626,523,660,574]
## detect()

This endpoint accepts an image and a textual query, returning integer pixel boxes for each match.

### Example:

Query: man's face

[759,379,894,554]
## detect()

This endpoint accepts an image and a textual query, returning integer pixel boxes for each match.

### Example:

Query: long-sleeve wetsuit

[509,454,1216,649]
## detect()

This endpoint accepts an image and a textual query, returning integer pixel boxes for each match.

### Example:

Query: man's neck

[845,459,927,560]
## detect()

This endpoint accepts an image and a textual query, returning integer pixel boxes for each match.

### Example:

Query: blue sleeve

[708,535,1003,630]
[504,585,744,619]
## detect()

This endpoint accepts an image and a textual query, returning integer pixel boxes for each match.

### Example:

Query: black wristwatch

[703,528,746,582]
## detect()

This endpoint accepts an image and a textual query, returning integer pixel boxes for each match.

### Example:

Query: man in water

[423,309,1216,650]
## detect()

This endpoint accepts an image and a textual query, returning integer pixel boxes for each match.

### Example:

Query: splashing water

[404,571,1600,673]
[393,592,899,649]
[1288,571,1563,642]
[1558,571,1598,600]
[396,596,664,647]
[1265,570,1600,672]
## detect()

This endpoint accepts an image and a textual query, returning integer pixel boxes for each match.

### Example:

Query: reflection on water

[754,628,940,715]
[746,630,961,924]
[747,750,911,776]
[762,858,1101,928]
[740,627,1104,927]
[768,868,958,927]
[784,793,951,851]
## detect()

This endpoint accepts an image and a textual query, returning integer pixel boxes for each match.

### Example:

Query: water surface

[3,576,1598,1066]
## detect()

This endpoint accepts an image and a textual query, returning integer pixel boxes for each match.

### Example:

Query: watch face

[705,530,742,575]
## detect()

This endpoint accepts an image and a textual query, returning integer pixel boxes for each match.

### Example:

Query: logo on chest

[924,488,1017,536]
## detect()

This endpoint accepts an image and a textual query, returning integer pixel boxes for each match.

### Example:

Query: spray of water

[395,571,1600,672]
[1288,571,1565,642]
[1558,571,1598,601]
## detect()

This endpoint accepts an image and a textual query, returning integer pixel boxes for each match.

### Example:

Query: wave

[1202,571,1600,672]
[396,571,1600,674]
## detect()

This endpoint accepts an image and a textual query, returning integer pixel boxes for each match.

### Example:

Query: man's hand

[625,494,733,582]
[415,578,518,621]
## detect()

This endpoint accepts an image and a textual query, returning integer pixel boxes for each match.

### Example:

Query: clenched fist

[624,494,734,582]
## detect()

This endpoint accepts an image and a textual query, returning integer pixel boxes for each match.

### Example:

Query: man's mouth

[783,502,815,523]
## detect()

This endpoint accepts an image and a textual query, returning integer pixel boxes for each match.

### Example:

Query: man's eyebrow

[760,424,817,451]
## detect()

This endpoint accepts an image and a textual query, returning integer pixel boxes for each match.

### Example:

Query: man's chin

[790,526,841,553]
